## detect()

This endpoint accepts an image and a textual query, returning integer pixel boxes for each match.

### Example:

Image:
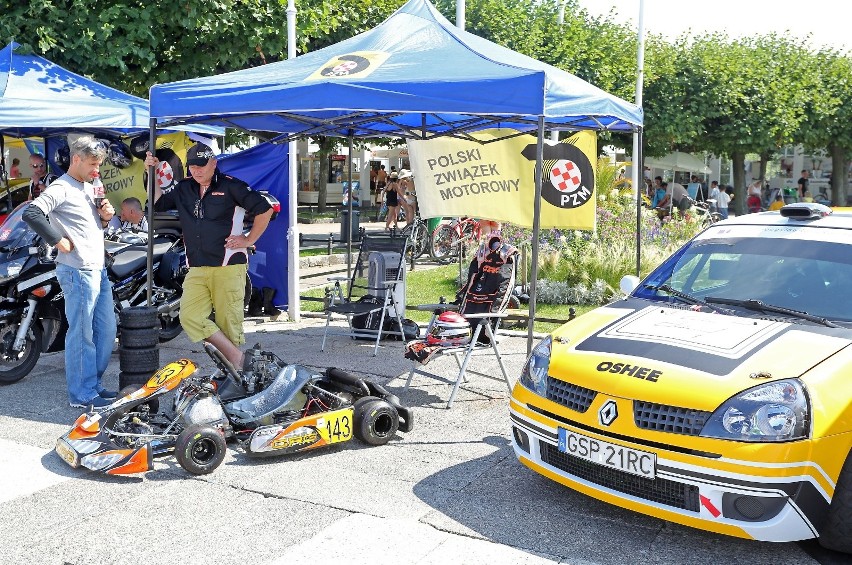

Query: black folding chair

[404,235,518,408]
[321,233,410,355]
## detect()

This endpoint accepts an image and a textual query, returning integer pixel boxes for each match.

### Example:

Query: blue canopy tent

[149,0,643,348]
[0,41,223,304]
[0,41,150,138]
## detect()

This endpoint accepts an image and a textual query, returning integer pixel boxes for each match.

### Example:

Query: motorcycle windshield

[0,204,38,250]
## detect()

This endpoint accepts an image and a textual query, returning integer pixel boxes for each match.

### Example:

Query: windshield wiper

[645,284,731,315]
[704,296,838,328]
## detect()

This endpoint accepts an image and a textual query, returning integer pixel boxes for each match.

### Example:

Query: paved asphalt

[0,310,844,565]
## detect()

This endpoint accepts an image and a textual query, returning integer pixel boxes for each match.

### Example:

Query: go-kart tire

[118,306,158,330]
[118,326,159,349]
[119,347,159,373]
[118,384,160,414]
[175,424,226,476]
[353,397,399,446]
[819,453,852,553]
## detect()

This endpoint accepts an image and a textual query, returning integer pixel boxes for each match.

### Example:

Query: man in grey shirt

[23,136,118,410]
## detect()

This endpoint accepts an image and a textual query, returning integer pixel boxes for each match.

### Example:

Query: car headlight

[700,379,810,442]
[0,257,26,284]
[519,336,551,396]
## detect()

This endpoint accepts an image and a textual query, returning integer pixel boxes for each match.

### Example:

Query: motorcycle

[0,205,187,384]
[106,213,186,342]
[54,343,414,476]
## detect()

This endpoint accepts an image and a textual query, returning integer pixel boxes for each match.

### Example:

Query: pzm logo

[598,400,618,427]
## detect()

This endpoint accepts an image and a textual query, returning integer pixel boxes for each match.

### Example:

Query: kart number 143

[324,410,353,443]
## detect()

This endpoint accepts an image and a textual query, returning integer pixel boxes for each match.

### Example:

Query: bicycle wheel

[402,221,428,260]
[430,224,458,264]
[459,220,479,258]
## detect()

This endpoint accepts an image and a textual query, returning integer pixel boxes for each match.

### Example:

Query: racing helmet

[128,134,150,159]
[53,139,70,172]
[107,141,134,169]
[426,311,471,346]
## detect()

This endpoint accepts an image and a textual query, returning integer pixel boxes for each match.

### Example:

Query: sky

[575,0,849,53]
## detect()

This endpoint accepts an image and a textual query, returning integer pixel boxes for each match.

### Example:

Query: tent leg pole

[527,117,545,355]
[635,127,644,277]
[347,133,354,282]
[146,118,157,306]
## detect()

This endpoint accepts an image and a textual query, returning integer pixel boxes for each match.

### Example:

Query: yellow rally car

[510,203,852,553]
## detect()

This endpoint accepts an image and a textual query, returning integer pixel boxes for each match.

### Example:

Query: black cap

[186,143,216,166]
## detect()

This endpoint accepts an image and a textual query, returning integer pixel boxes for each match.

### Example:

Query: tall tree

[797,49,852,206]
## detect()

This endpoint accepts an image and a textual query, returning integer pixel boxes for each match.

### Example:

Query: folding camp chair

[403,235,518,408]
[321,233,410,355]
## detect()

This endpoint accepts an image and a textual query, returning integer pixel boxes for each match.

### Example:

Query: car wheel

[819,453,852,553]
[118,384,160,414]
[353,397,399,446]
[175,424,226,476]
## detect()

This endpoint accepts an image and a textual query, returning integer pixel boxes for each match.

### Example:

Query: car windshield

[634,224,852,323]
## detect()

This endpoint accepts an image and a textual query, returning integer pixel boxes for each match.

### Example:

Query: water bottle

[92,173,105,208]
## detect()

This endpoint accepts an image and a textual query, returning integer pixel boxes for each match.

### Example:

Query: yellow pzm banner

[408,129,597,229]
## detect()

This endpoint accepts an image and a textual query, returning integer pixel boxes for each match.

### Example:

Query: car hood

[549,301,852,411]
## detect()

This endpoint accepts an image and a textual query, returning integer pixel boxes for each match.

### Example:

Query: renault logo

[598,400,618,426]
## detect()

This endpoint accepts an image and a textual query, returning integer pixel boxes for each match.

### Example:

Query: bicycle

[430,217,481,264]
[399,212,429,261]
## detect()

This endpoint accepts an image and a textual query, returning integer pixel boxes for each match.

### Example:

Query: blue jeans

[56,264,116,404]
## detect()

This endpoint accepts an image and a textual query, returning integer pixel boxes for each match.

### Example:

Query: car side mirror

[619,275,640,296]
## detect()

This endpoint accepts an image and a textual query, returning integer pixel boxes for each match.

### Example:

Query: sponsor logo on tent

[308,51,390,80]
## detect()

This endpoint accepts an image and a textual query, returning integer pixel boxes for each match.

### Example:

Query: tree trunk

[731,150,747,216]
[314,136,339,213]
[759,152,770,184]
[317,153,329,213]
[830,143,847,206]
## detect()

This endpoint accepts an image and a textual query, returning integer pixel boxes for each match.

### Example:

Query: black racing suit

[154,169,271,267]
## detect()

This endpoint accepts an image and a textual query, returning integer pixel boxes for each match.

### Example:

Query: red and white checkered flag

[550,160,583,193]
[156,161,175,190]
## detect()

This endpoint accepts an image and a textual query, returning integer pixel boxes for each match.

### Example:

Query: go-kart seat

[225,365,309,424]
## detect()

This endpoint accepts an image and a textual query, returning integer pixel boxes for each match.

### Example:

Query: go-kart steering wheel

[203,342,242,387]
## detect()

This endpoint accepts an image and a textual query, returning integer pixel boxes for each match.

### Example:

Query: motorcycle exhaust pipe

[157,296,181,315]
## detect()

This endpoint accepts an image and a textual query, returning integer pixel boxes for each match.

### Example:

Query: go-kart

[55,343,413,475]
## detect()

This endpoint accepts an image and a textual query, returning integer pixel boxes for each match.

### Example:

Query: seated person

[802,190,814,203]
[768,194,784,211]
[119,197,149,232]
[650,184,667,209]
[656,183,689,217]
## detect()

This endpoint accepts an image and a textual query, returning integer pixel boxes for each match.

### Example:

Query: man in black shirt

[797,170,809,200]
[144,142,272,368]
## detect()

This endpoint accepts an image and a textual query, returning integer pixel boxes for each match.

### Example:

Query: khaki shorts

[180,264,247,346]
